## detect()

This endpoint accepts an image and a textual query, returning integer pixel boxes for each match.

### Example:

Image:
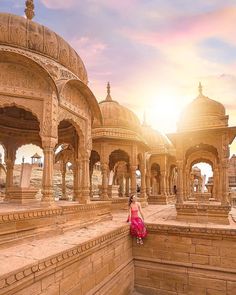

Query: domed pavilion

[168,83,236,223]
[141,119,177,204]
[91,83,149,203]
[0,12,102,204]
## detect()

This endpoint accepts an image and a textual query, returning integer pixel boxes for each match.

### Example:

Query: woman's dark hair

[128,195,135,207]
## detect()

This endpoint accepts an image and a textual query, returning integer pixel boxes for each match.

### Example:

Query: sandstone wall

[134,224,236,295]
[2,229,133,295]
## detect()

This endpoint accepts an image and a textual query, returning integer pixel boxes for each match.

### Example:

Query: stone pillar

[140,165,146,199]
[5,159,14,190]
[5,146,16,196]
[125,176,130,196]
[42,143,55,204]
[61,162,67,200]
[73,159,81,202]
[146,173,151,196]
[166,174,170,196]
[160,170,167,196]
[130,165,137,195]
[213,167,220,200]
[221,159,229,205]
[80,153,90,203]
[176,160,184,204]
[101,162,109,199]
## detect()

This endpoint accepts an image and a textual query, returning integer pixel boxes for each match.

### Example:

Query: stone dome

[178,83,228,131]
[142,125,171,148]
[0,13,87,83]
[94,83,141,133]
[99,101,141,132]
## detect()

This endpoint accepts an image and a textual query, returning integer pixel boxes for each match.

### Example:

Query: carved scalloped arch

[185,150,219,172]
[58,108,86,149]
[0,100,43,136]
[0,48,59,98]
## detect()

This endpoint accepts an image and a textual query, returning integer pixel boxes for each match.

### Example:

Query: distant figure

[22,156,25,163]
[174,185,177,195]
[127,195,147,245]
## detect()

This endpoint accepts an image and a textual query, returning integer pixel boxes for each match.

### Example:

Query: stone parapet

[0,202,112,246]
[176,203,231,224]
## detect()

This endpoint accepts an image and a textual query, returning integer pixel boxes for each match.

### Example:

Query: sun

[145,90,185,133]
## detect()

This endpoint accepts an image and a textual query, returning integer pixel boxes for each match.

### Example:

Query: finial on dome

[25,0,35,20]
[106,82,112,101]
[198,82,203,96]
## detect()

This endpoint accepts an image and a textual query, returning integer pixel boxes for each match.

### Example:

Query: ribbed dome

[94,83,141,133]
[99,100,141,132]
[142,125,172,148]
[178,83,228,131]
[0,13,87,83]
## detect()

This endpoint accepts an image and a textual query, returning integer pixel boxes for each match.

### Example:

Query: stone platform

[0,205,236,295]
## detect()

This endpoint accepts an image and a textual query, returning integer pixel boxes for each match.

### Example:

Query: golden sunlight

[146,89,186,133]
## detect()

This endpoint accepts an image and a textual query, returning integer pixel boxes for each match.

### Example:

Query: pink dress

[129,207,147,239]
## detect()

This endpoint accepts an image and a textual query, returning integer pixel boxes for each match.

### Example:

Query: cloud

[121,6,236,47]
[40,0,77,9]
[70,36,108,66]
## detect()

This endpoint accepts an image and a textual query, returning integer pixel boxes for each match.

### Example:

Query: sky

[1,0,236,166]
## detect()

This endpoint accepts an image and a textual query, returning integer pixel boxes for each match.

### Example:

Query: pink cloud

[40,0,77,9]
[122,7,236,47]
[70,36,108,66]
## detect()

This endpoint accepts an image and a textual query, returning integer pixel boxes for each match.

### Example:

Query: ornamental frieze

[0,45,78,81]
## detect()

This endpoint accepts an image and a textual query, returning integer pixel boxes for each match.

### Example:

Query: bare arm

[127,206,131,222]
[138,203,144,221]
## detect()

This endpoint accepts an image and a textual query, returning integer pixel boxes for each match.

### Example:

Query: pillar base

[6,187,39,205]
[176,202,231,224]
[108,185,119,198]
[148,194,175,205]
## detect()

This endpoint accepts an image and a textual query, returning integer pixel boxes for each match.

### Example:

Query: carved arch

[57,79,102,124]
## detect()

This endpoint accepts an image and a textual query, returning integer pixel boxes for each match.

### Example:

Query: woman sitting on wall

[127,195,147,244]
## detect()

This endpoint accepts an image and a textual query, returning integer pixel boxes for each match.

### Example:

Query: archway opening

[54,143,74,201]
[109,149,130,198]
[0,144,6,198]
[190,162,213,197]
[0,106,41,200]
[90,150,101,198]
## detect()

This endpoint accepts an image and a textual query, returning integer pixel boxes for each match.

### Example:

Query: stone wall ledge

[0,202,112,224]
[146,223,236,239]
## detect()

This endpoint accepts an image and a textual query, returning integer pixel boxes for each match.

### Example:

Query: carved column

[61,162,67,200]
[80,152,90,203]
[125,176,130,197]
[146,172,151,196]
[73,159,81,202]
[101,162,109,199]
[42,140,56,204]
[140,164,146,199]
[221,159,229,205]
[160,170,167,196]
[166,173,170,196]
[176,160,184,204]
[213,167,220,200]
[5,146,16,196]
[130,165,137,195]
[5,160,14,189]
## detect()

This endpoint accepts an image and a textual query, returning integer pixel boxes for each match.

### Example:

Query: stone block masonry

[133,223,236,294]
